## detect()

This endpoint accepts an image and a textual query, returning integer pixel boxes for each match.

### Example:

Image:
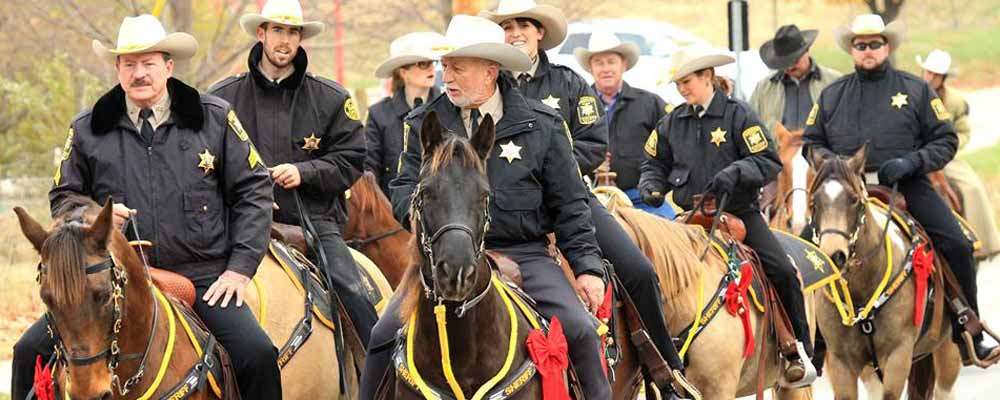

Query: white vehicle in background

[547,19,770,105]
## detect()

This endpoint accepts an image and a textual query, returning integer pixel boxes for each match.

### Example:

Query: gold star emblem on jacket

[541,95,561,110]
[198,149,215,174]
[499,141,523,163]
[302,133,321,152]
[710,127,727,147]
[891,92,908,109]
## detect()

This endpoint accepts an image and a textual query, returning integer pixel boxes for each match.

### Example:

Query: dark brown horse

[344,171,412,288]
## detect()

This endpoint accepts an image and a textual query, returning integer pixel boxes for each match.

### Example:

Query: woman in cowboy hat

[640,44,818,388]
[364,32,446,195]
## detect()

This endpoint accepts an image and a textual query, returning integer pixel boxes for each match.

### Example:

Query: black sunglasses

[406,61,435,69]
[852,41,886,51]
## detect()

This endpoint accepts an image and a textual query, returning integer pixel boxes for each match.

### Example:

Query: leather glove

[640,186,665,208]
[705,168,738,195]
[877,157,919,186]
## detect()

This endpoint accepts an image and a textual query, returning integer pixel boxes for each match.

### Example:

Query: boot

[779,341,817,388]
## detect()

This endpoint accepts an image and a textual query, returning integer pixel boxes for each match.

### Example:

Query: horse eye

[92,288,111,305]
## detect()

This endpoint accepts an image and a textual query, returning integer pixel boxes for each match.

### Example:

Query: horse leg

[825,355,860,400]
[859,368,884,400]
[933,341,962,400]
[875,346,917,400]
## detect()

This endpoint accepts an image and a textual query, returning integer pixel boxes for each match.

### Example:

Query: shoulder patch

[344,98,360,121]
[61,127,74,161]
[930,98,952,121]
[227,110,250,142]
[644,130,658,158]
[806,103,819,126]
[742,125,769,153]
[398,122,411,174]
[577,96,599,125]
[664,103,675,114]
[248,143,262,169]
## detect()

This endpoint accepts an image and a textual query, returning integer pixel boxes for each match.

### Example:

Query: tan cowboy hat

[667,45,734,83]
[438,15,532,71]
[374,32,448,78]
[479,0,568,51]
[240,0,325,40]
[574,30,640,74]
[92,14,198,63]
[916,49,957,76]
[834,14,905,54]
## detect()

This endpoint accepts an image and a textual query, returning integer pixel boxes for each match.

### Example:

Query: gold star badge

[499,141,522,164]
[302,133,321,152]
[541,95,561,110]
[710,127,727,147]
[891,92,908,109]
[198,149,215,174]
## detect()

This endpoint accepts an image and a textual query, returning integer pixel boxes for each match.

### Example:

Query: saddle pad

[268,240,337,330]
[772,230,840,293]
[350,247,388,313]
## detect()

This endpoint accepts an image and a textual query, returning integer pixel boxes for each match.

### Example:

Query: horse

[344,171,412,288]
[807,144,961,400]
[767,122,813,234]
[15,197,389,399]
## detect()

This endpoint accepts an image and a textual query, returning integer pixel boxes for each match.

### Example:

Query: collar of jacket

[592,81,635,103]
[532,51,553,79]
[248,42,308,90]
[391,87,441,118]
[770,57,822,83]
[424,75,536,140]
[856,60,891,82]
[91,77,204,135]
[677,89,726,119]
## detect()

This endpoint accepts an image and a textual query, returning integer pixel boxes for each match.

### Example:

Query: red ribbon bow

[725,261,755,358]
[912,242,934,327]
[526,316,571,400]
[34,355,55,400]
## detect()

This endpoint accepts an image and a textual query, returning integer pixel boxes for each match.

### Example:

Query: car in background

[547,19,770,105]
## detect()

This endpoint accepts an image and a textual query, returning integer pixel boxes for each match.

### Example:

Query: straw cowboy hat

[240,0,325,40]
[92,14,198,63]
[667,45,734,83]
[574,30,640,74]
[759,24,818,70]
[916,49,957,76]
[834,14,905,53]
[438,15,532,71]
[479,0,568,51]
[374,32,449,78]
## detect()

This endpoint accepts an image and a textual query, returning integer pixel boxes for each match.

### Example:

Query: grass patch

[960,142,1000,176]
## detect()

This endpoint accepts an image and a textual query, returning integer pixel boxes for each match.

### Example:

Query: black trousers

[12,279,282,400]
[310,219,379,349]
[737,210,813,355]
[359,243,611,399]
[588,196,684,371]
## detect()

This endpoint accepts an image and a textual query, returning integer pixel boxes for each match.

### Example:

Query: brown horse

[807,145,960,399]
[344,171,412,288]
[768,122,813,234]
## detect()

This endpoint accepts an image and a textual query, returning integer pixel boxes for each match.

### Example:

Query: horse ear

[86,198,114,249]
[420,111,445,155]
[471,114,496,161]
[14,207,48,253]
[848,143,869,176]
[806,147,826,171]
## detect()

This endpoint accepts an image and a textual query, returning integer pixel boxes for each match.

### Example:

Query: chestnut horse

[344,171,412,288]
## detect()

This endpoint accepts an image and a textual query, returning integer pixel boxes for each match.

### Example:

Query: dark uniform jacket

[506,51,608,175]
[209,43,364,226]
[363,87,440,195]
[51,78,273,280]
[803,62,957,174]
[640,90,781,214]
[598,82,669,189]
[389,76,605,277]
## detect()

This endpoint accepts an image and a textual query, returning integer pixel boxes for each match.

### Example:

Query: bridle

[344,227,406,250]
[811,175,898,268]
[410,182,493,318]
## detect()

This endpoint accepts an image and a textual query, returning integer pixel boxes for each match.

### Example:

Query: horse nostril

[831,251,847,267]
[101,391,113,400]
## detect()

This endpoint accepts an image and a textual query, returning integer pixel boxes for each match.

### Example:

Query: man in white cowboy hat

[804,15,1000,363]
[574,31,676,216]
[209,0,380,352]
[365,32,447,194]
[641,44,818,388]
[750,24,841,134]
[12,14,279,399]
[918,49,1000,261]
[358,14,616,400]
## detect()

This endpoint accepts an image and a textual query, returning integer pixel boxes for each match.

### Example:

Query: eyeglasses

[852,41,886,51]
[406,61,435,70]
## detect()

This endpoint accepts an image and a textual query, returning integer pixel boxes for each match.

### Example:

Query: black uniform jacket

[389,77,605,277]
[640,90,782,214]
[600,82,669,189]
[363,87,440,195]
[209,43,364,225]
[51,78,273,280]
[505,51,609,175]
[803,62,957,174]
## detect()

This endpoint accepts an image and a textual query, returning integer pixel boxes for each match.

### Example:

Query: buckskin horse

[15,198,391,399]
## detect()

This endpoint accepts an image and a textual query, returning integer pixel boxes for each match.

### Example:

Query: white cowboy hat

[374,32,449,78]
[916,49,957,75]
[667,45,734,83]
[574,30,640,74]
[91,14,198,63]
[439,15,532,71]
[240,0,325,40]
[479,0,568,51]
[834,14,905,54]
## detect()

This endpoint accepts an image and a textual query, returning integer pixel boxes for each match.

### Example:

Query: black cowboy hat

[759,24,818,70]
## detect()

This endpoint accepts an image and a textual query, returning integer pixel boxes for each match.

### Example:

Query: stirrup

[669,369,702,400]
[778,342,817,388]
[960,323,1000,368]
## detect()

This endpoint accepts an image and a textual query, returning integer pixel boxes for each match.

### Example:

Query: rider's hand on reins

[576,274,606,314]
[203,270,252,308]
[112,203,136,230]
[270,164,302,189]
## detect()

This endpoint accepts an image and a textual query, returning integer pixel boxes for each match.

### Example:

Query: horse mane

[810,155,861,195]
[40,223,89,307]
[352,171,394,220]
[612,208,713,298]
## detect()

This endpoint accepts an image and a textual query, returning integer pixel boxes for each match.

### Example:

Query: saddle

[271,222,308,254]
[675,196,747,242]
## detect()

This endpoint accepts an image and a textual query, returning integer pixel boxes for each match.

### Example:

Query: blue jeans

[625,187,677,219]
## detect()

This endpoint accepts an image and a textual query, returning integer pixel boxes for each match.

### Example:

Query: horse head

[411,111,495,303]
[15,199,149,400]
[808,143,869,269]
